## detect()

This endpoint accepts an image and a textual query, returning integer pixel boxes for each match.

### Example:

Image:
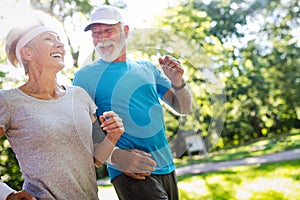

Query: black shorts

[111,171,179,200]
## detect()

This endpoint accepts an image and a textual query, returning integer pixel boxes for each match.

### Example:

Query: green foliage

[0,39,7,89]
[30,0,94,68]
[30,0,93,19]
[249,190,288,200]
[95,165,109,180]
[98,134,300,198]
[0,71,6,89]
[0,136,23,190]
[153,0,300,149]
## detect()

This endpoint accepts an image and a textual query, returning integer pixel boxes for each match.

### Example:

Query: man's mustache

[96,40,115,48]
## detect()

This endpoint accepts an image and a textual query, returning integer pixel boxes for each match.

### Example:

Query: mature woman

[0,20,124,200]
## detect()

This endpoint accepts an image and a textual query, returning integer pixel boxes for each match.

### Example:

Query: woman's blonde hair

[5,19,44,69]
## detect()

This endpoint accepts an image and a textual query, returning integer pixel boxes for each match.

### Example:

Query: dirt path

[175,148,300,176]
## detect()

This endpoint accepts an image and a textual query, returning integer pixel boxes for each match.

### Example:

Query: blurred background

[1,0,299,199]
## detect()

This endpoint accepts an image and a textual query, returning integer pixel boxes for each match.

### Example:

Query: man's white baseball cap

[84,5,123,32]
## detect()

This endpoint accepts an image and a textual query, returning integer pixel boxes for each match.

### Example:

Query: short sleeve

[87,93,97,117]
[0,92,10,133]
[152,64,172,99]
[73,69,96,101]
[73,70,86,90]
[75,86,97,116]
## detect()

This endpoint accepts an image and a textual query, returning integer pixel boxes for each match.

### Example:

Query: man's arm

[159,56,192,115]
[109,148,157,180]
[90,111,157,180]
[162,80,192,115]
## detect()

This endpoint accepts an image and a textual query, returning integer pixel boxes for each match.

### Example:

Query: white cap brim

[84,19,122,32]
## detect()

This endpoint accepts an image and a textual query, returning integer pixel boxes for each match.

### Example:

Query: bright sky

[0,0,179,86]
[124,0,177,27]
[0,0,178,39]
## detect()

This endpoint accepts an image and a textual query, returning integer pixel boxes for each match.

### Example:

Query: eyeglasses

[91,27,119,39]
[91,31,102,39]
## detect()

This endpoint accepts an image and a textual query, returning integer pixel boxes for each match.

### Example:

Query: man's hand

[7,190,36,200]
[159,55,184,86]
[111,149,157,180]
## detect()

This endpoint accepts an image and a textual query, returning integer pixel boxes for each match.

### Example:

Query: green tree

[153,0,300,148]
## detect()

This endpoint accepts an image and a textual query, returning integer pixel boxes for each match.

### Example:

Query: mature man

[73,5,192,200]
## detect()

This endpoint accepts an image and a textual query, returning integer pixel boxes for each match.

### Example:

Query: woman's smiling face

[26,31,66,72]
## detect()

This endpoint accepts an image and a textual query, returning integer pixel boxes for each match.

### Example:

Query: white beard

[95,31,126,62]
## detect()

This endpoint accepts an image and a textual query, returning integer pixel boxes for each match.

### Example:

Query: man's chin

[101,55,117,62]
[102,58,115,62]
[98,52,120,62]
[96,51,113,62]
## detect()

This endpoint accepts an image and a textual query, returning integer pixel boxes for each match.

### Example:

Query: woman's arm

[93,111,124,166]
[0,182,15,200]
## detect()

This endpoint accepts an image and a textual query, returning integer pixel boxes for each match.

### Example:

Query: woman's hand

[99,111,124,144]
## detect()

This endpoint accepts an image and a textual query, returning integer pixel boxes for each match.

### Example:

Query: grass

[175,131,300,200]
[98,159,300,200]
[98,131,300,199]
[174,131,300,168]
[177,159,300,200]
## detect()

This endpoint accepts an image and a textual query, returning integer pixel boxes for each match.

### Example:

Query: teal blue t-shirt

[73,58,175,181]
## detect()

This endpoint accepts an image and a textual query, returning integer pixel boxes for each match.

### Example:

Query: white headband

[15,25,57,64]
